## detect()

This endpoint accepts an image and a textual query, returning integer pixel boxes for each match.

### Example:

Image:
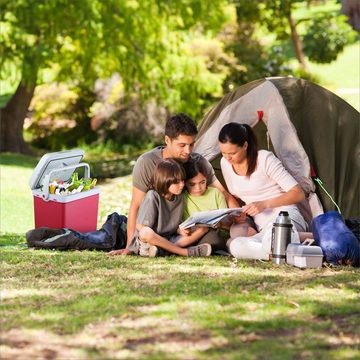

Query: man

[109,113,239,255]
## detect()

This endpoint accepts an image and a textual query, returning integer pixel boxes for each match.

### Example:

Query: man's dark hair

[165,113,198,139]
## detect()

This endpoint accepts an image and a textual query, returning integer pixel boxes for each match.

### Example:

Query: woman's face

[219,141,248,165]
[186,172,207,197]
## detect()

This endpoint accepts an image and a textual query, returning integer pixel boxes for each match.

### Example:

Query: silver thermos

[271,211,293,264]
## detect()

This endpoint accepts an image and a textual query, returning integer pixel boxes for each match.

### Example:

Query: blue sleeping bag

[312,211,360,266]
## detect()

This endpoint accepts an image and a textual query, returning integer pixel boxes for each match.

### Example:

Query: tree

[234,0,355,70]
[0,0,229,153]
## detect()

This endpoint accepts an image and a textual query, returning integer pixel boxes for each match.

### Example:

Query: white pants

[228,209,306,260]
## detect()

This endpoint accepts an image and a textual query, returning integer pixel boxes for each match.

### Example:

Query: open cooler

[29,149,100,232]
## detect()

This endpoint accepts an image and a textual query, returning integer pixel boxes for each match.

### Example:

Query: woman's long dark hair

[218,122,258,177]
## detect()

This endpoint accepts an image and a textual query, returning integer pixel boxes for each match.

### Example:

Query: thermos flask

[271,211,293,264]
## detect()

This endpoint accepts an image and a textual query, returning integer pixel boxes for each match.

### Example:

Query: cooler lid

[286,243,323,256]
[29,149,85,190]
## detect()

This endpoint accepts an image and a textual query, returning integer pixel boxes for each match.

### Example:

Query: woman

[218,122,308,260]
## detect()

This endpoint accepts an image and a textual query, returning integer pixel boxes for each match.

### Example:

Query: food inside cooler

[43,172,97,196]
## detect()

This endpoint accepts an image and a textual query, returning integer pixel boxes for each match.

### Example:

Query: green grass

[289,43,360,111]
[1,237,359,359]
[1,153,360,359]
[0,154,38,234]
[307,43,360,110]
[307,43,360,89]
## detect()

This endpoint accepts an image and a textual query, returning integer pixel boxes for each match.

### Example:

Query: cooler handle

[42,163,90,201]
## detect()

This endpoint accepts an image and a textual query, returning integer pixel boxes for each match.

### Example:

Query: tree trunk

[287,13,308,70]
[0,80,36,154]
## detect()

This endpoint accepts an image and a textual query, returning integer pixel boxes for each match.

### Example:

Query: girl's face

[168,180,185,196]
[219,141,248,165]
[186,172,207,197]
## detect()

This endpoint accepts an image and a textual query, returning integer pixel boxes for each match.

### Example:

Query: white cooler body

[286,243,323,268]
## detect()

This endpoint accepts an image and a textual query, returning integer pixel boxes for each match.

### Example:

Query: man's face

[165,134,195,162]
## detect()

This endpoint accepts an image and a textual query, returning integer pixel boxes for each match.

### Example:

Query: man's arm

[209,179,240,208]
[126,186,146,247]
[108,186,146,256]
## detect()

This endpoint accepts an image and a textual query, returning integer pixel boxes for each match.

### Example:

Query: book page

[179,207,243,229]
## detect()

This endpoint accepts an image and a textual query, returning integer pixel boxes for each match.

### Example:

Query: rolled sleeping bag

[312,211,360,266]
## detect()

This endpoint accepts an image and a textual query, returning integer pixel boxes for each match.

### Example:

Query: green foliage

[0,0,230,111]
[292,67,321,83]
[233,0,355,67]
[303,14,357,63]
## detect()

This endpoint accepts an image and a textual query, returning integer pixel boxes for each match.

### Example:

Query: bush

[303,14,357,64]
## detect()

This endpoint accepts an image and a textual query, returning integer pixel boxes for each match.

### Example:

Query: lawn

[1,154,360,359]
[306,43,360,111]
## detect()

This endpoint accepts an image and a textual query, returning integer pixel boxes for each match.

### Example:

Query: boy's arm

[209,179,240,208]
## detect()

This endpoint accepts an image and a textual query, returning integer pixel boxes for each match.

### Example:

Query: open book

[179,207,243,230]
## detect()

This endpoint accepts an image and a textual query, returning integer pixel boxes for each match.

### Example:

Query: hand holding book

[179,207,243,230]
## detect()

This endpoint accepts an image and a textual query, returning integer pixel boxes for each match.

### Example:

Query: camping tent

[195,77,360,226]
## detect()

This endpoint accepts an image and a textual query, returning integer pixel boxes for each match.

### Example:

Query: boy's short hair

[183,158,207,180]
[165,113,198,139]
[151,159,185,196]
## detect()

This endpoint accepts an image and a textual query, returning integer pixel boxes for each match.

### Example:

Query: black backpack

[26,212,127,251]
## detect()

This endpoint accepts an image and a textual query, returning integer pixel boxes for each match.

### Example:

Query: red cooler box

[29,150,100,232]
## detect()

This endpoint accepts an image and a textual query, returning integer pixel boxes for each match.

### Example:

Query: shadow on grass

[0,153,38,168]
[1,249,359,359]
[0,151,136,178]
[87,157,135,179]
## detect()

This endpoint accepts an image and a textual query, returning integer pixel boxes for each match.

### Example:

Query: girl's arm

[243,185,305,217]
[174,227,209,247]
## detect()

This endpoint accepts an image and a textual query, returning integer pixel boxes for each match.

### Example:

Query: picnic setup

[1,1,359,359]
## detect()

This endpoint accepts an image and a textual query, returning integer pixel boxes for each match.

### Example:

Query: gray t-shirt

[132,146,217,192]
[128,190,184,253]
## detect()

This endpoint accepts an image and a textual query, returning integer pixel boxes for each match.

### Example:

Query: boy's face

[165,134,195,162]
[186,173,207,197]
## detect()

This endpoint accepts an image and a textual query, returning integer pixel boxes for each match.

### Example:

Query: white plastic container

[286,241,323,268]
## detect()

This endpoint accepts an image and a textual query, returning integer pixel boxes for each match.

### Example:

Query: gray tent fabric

[195,77,359,222]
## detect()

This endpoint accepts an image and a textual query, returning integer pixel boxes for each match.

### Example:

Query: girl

[173,159,229,251]
[175,158,257,251]
[125,159,211,257]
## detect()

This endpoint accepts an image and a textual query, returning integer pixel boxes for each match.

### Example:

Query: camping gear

[26,212,127,251]
[286,240,323,268]
[312,211,360,266]
[271,211,293,264]
[194,77,360,227]
[30,150,100,232]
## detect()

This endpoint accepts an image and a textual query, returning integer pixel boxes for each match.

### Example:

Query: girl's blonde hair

[151,159,185,196]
